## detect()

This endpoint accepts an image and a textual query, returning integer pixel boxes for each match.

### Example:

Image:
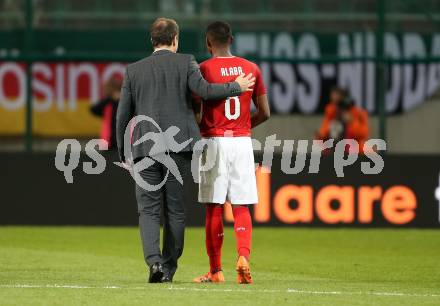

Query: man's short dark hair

[331,86,348,98]
[331,86,353,108]
[206,21,233,46]
[150,18,179,47]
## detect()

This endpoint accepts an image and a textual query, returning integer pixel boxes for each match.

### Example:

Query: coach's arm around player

[187,58,256,101]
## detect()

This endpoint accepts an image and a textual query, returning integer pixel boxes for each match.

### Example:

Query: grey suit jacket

[116,49,242,161]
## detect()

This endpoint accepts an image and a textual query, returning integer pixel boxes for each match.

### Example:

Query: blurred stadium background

[1,0,439,225]
[1,1,440,305]
[1,0,440,153]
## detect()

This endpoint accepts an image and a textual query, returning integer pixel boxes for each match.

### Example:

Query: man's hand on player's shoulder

[235,73,255,92]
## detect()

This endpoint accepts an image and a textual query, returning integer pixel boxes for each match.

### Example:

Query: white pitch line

[0,284,121,289]
[286,289,440,298]
[1,284,439,298]
[168,287,440,298]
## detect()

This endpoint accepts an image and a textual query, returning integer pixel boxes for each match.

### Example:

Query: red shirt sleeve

[252,65,267,99]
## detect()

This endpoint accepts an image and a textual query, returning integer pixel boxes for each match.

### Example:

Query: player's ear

[206,37,213,53]
[229,35,234,45]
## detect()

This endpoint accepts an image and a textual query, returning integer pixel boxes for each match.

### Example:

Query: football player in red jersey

[192,21,270,284]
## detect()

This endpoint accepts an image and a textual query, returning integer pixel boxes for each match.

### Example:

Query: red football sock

[232,205,252,260]
[205,204,224,273]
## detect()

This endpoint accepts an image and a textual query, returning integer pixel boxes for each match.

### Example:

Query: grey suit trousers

[135,152,191,277]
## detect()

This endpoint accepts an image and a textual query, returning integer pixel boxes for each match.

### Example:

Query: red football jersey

[199,56,266,137]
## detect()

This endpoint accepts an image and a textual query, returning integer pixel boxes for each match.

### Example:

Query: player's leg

[232,205,253,284]
[228,137,258,284]
[206,203,224,273]
[232,205,252,259]
[194,138,227,283]
[193,203,225,283]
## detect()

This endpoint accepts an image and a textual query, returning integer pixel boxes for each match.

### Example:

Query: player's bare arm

[251,94,270,128]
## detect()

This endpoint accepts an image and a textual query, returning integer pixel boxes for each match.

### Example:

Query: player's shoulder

[234,56,261,71]
[200,57,217,68]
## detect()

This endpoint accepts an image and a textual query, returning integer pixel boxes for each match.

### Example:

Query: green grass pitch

[0,226,439,306]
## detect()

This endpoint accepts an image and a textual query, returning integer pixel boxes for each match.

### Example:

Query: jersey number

[225,96,240,120]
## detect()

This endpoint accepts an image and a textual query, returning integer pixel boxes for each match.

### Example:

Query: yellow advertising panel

[0,62,127,136]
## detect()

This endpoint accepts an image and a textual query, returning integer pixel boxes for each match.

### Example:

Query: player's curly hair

[206,21,233,46]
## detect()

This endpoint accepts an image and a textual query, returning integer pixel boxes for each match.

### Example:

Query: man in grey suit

[116,17,255,283]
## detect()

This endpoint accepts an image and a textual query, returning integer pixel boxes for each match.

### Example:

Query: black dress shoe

[148,263,164,283]
[161,275,173,283]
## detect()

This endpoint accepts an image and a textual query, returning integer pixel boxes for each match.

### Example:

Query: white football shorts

[198,137,258,205]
